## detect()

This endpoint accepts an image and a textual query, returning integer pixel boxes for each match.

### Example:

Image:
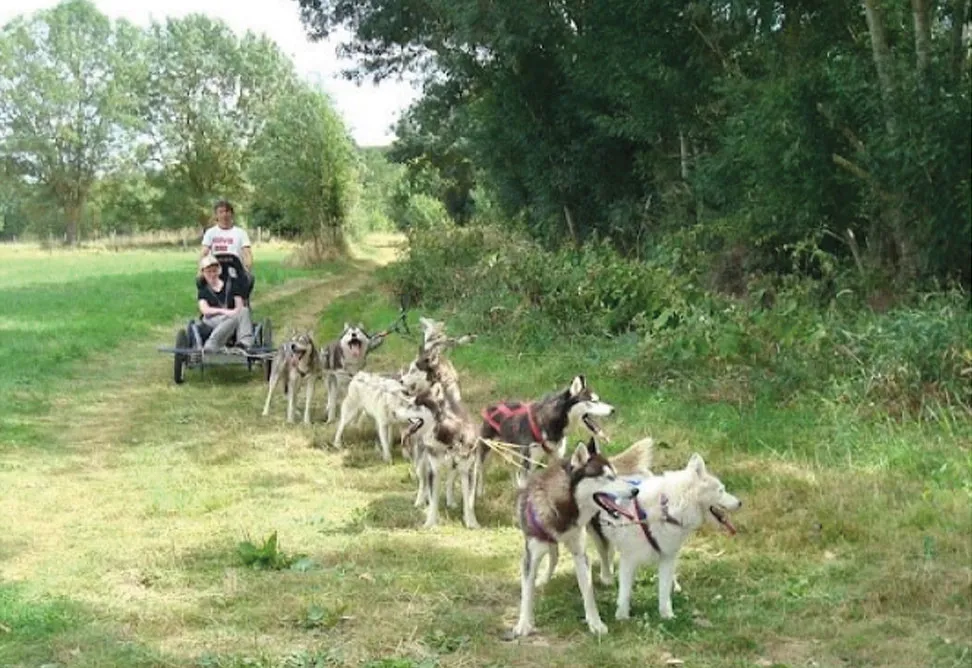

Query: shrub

[385,224,971,417]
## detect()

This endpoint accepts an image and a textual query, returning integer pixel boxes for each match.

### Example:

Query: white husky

[332,371,413,462]
[588,450,742,621]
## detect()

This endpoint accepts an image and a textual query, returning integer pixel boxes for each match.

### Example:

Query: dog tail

[610,437,655,476]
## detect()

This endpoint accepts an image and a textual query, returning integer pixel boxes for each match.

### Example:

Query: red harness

[481,402,549,452]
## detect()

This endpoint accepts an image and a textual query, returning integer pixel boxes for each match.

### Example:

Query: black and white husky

[480,375,615,486]
[506,438,638,638]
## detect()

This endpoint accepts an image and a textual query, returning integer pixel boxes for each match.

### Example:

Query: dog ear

[343,322,350,332]
[569,375,586,396]
[687,453,707,477]
[570,441,589,468]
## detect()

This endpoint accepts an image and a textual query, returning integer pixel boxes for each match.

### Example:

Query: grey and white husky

[321,323,388,423]
[261,332,321,424]
[395,382,482,529]
[507,438,638,638]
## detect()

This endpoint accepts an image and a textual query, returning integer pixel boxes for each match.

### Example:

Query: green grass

[0,244,324,449]
[0,238,968,668]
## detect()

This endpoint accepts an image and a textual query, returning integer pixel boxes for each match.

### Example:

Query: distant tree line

[0,0,363,253]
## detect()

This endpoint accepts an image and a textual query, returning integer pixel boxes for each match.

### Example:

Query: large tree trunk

[911,0,933,88]
[861,0,917,282]
[862,0,897,135]
[64,198,82,246]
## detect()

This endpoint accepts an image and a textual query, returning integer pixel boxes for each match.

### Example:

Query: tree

[294,0,971,284]
[146,14,297,229]
[248,84,358,258]
[0,0,145,244]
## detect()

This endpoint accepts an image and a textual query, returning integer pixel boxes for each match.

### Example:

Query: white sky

[0,0,420,146]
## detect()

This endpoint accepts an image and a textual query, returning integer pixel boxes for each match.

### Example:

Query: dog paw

[506,622,534,639]
[586,618,609,636]
[659,608,676,621]
[446,499,459,509]
[422,519,439,529]
[615,609,630,621]
[534,575,550,588]
[598,573,613,587]
[464,519,481,530]
[673,580,682,594]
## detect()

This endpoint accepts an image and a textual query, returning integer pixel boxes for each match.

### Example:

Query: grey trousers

[203,308,253,351]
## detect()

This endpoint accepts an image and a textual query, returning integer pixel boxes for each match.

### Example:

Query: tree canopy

[296,0,972,284]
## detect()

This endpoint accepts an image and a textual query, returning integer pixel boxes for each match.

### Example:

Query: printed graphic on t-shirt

[211,235,236,253]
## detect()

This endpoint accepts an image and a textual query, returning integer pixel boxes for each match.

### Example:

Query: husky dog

[321,323,388,423]
[261,332,321,424]
[332,370,413,462]
[481,375,615,486]
[507,438,638,638]
[400,317,476,407]
[589,449,742,621]
[531,437,657,588]
[395,383,481,529]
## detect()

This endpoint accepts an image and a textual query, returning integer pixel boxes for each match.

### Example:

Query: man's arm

[241,246,253,272]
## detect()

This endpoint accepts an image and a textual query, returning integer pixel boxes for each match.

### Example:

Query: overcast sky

[0,0,420,146]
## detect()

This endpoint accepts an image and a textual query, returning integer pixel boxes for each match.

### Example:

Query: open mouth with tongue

[593,492,635,520]
[582,414,609,441]
[710,505,737,535]
[348,338,363,358]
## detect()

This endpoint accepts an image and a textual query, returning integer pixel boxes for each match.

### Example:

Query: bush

[386,224,971,417]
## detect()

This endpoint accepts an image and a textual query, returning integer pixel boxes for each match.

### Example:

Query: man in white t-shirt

[200,199,255,301]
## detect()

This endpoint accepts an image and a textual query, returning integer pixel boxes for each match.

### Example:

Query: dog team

[261,318,743,639]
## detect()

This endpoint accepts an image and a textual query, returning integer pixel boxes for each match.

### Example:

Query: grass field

[0,235,969,668]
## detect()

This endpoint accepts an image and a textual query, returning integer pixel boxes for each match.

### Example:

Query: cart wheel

[264,357,273,383]
[174,329,190,384]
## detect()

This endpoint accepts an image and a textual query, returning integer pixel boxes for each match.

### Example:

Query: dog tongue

[722,517,737,536]
[583,416,609,441]
[349,342,362,357]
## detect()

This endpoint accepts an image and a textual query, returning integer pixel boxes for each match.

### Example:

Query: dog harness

[633,499,663,553]
[524,498,558,543]
[625,495,681,555]
[481,402,548,452]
